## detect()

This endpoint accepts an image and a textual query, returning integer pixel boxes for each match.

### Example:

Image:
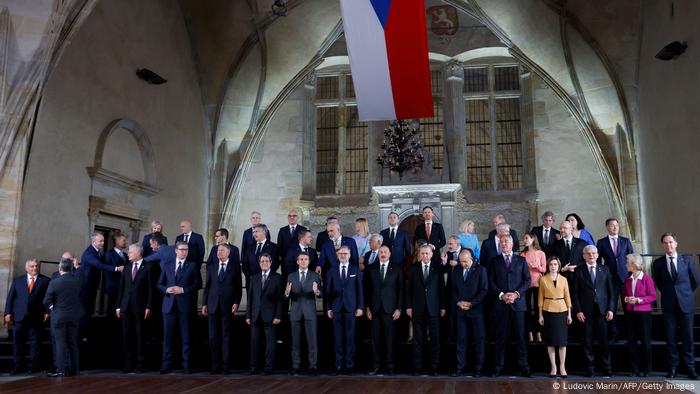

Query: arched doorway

[399,214,424,250]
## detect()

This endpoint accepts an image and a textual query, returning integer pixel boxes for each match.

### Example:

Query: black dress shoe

[688,371,698,380]
[263,369,273,376]
[492,370,501,378]
[122,368,134,374]
[210,369,222,375]
[249,369,258,376]
[473,371,482,378]
[451,370,462,377]
[560,374,568,379]
[667,369,677,378]
[183,369,192,375]
[134,369,143,374]
[386,369,394,376]
[549,374,557,378]
[429,370,439,376]
[586,371,595,378]
[309,368,318,376]
[640,372,647,378]
[368,368,380,376]
[521,370,531,378]
[289,368,300,376]
[48,372,65,378]
[332,367,342,376]
[345,368,354,376]
[159,368,172,375]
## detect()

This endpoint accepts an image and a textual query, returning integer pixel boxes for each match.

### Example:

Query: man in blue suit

[144,232,175,268]
[652,233,699,379]
[489,235,531,377]
[241,211,271,258]
[206,228,240,267]
[142,220,168,257]
[4,259,50,374]
[243,224,279,279]
[176,219,206,269]
[157,241,202,374]
[285,228,318,275]
[104,233,129,318]
[596,217,634,341]
[325,246,364,375]
[318,223,359,274]
[380,212,411,267]
[479,223,511,270]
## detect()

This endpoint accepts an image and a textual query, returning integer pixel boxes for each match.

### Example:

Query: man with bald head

[554,221,586,281]
[242,211,271,258]
[176,219,205,269]
[277,209,308,265]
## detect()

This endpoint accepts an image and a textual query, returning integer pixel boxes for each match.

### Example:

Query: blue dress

[579,229,595,245]
[457,233,480,260]
[352,234,371,257]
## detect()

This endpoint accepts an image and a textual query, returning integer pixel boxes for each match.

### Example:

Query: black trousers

[493,307,528,372]
[455,311,485,372]
[121,309,148,370]
[371,311,395,369]
[332,311,356,369]
[250,318,276,371]
[208,311,232,370]
[162,311,191,369]
[412,312,440,371]
[625,310,651,374]
[663,303,695,371]
[582,311,611,372]
[52,320,79,374]
[526,287,540,334]
[12,319,43,370]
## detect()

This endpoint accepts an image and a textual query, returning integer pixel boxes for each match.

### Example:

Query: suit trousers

[250,318,276,371]
[291,317,318,369]
[52,320,79,374]
[625,310,651,374]
[12,319,42,370]
[371,311,395,369]
[121,309,148,370]
[208,311,232,370]
[493,307,528,372]
[582,311,611,372]
[162,311,191,369]
[332,311,356,369]
[456,312,485,372]
[663,303,695,371]
[412,312,440,371]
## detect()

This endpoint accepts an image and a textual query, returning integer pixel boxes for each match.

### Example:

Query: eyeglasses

[177,248,189,252]
[288,214,298,217]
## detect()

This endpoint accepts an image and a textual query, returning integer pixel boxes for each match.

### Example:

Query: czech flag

[340,0,434,121]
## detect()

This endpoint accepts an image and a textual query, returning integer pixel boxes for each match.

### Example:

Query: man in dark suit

[325,246,364,375]
[531,211,559,257]
[440,236,462,342]
[479,223,511,270]
[202,244,242,374]
[143,232,170,342]
[157,241,201,374]
[4,259,50,374]
[243,224,279,279]
[573,245,615,377]
[285,229,318,277]
[380,211,411,267]
[206,228,239,266]
[241,211,271,258]
[142,220,168,257]
[116,244,153,373]
[318,222,359,272]
[284,252,322,376]
[364,245,403,375]
[44,258,84,377]
[451,249,488,377]
[48,251,76,375]
[406,244,445,375]
[413,206,446,265]
[489,235,531,377]
[176,219,206,268]
[554,221,586,281]
[246,253,284,375]
[315,216,337,252]
[652,233,699,379]
[104,233,129,319]
[488,213,520,252]
[80,232,123,342]
[362,233,383,270]
[277,209,307,265]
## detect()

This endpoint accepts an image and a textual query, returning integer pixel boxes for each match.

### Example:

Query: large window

[418,70,445,174]
[464,65,523,191]
[315,74,368,195]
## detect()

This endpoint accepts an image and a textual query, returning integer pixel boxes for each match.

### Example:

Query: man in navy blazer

[285,228,318,275]
[325,246,364,375]
[362,234,383,270]
[202,244,242,374]
[243,224,279,279]
[206,228,240,267]
[176,219,206,268]
[451,249,488,377]
[142,220,168,257]
[276,209,307,263]
[652,233,699,379]
[157,241,202,374]
[315,216,337,251]
[144,232,175,268]
[4,259,50,374]
[104,233,129,318]
[487,213,520,252]
[380,212,411,267]
[413,206,446,265]
[241,211,271,258]
[489,236,531,377]
[530,211,559,257]
[479,223,511,270]
[318,223,359,273]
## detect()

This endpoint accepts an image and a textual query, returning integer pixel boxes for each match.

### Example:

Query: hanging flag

[340,0,434,121]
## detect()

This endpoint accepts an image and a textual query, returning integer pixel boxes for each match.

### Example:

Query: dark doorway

[399,214,424,250]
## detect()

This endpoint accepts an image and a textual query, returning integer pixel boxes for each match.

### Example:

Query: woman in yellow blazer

[538,256,572,378]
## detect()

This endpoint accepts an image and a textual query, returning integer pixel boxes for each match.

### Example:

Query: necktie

[290,225,295,237]
[28,276,35,293]
[262,273,268,287]
[566,239,571,252]
[380,264,386,281]
[505,254,511,268]
[670,257,678,281]
[390,228,396,241]
[425,223,431,240]
[463,268,468,282]
[612,237,618,255]
[423,264,429,280]
[453,251,458,261]
[303,247,308,255]
[544,229,549,246]
[176,261,182,275]
[370,251,376,265]
[255,242,263,256]
[218,263,225,281]
[184,234,189,243]
[589,266,596,284]
[342,265,347,281]
[132,263,138,281]
[496,239,501,254]
[301,271,306,286]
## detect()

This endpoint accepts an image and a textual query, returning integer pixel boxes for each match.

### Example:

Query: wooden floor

[0,373,691,393]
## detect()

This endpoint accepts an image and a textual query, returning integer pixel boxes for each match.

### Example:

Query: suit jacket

[144,245,176,269]
[488,254,530,312]
[241,227,271,259]
[44,272,84,324]
[142,232,168,257]
[553,237,586,267]
[117,261,153,314]
[596,236,634,285]
[104,249,128,295]
[176,232,206,266]
[206,243,240,267]
[538,274,572,313]
[318,237,359,269]
[203,260,243,314]
[363,249,381,267]
[364,261,403,314]
[243,240,279,277]
[488,228,520,252]
[5,274,50,322]
[572,264,615,316]
[652,254,699,314]
[380,227,412,267]
[246,271,284,322]
[276,224,308,261]
[406,262,445,317]
[479,237,498,269]
[315,230,329,252]
[451,264,488,316]
[80,245,112,294]
[531,226,560,257]
[324,264,364,313]
[622,274,656,312]
[157,259,201,314]
[414,222,446,252]
[285,245,318,274]
[286,270,322,321]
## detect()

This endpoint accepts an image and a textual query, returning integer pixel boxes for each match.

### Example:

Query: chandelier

[376,119,425,179]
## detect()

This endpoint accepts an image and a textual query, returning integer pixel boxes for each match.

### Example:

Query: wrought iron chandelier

[376,119,425,179]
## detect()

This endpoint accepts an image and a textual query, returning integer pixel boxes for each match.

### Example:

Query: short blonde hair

[459,219,474,234]
[355,218,369,236]
[626,253,644,271]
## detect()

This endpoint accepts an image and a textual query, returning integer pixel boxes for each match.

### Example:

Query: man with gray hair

[243,223,279,279]
[242,211,271,258]
[479,223,511,270]
[318,222,359,273]
[487,213,520,252]
[362,233,383,270]
[531,211,559,257]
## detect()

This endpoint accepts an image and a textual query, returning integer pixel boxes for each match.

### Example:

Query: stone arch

[92,118,157,187]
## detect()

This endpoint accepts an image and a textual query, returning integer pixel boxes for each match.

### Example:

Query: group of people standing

[3,208,699,380]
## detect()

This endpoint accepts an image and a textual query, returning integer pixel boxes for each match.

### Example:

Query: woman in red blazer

[622,253,657,377]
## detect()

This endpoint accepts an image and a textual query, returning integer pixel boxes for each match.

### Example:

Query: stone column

[443,60,466,185]
[301,74,316,201]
